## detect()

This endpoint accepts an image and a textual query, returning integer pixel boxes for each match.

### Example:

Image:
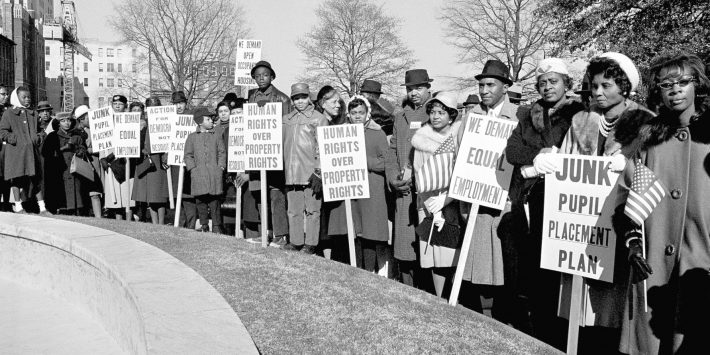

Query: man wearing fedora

[386,69,434,288]
[462,94,480,115]
[242,60,290,246]
[36,101,53,132]
[361,79,394,136]
[455,59,523,327]
[170,90,199,229]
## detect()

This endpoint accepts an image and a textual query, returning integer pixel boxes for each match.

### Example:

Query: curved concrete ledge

[0,212,258,354]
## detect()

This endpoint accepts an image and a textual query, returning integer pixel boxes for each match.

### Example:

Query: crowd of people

[0,51,708,354]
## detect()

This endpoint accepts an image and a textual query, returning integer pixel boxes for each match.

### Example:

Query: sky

[75,0,473,95]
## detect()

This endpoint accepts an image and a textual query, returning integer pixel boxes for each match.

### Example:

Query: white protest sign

[317,124,369,202]
[168,114,195,166]
[227,114,245,172]
[541,154,620,283]
[234,39,262,86]
[448,113,516,210]
[88,107,114,153]
[244,102,282,170]
[147,105,176,153]
[113,112,141,158]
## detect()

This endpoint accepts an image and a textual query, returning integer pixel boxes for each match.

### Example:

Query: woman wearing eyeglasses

[613,53,710,354]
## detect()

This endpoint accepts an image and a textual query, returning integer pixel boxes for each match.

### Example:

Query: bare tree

[297,0,416,98]
[110,0,249,106]
[440,0,552,83]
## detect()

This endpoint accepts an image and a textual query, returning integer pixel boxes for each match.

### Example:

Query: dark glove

[100,158,110,171]
[147,157,156,170]
[389,177,411,196]
[32,134,41,145]
[105,153,116,164]
[628,237,653,284]
[308,171,322,197]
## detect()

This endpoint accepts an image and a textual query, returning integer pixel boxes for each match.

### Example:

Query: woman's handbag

[70,154,95,182]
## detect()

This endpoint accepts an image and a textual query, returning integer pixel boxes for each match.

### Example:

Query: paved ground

[0,278,123,355]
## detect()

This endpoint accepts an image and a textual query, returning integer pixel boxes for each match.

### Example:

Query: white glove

[424,193,447,214]
[533,152,559,174]
[608,154,627,172]
[433,211,445,232]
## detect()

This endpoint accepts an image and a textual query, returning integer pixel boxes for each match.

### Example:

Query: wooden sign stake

[173,167,184,227]
[448,204,480,306]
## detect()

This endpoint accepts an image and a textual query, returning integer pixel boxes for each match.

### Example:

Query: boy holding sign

[282,83,328,253]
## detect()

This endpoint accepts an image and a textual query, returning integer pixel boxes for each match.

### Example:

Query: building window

[60,62,64,70]
[132,48,137,57]
[132,63,136,73]
[84,78,88,86]
[99,63,103,72]
[107,78,114,87]
[99,78,104,87]
[107,63,114,72]
[45,61,50,70]
[230,67,235,76]
[84,62,88,71]
[45,46,50,55]
[117,49,122,57]
[222,66,227,75]
[118,79,123,87]
[107,48,114,57]
[98,48,103,57]
[117,63,122,73]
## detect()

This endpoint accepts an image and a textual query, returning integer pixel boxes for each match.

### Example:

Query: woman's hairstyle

[425,100,458,121]
[315,85,338,114]
[586,57,632,98]
[646,52,709,112]
[216,100,229,113]
[129,101,145,112]
[347,97,369,113]
[145,96,162,107]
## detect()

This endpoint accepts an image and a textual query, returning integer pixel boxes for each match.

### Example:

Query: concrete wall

[0,213,258,354]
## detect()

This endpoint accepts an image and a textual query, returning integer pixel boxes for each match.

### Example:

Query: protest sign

[88,107,114,153]
[227,114,245,172]
[147,105,176,153]
[317,124,370,202]
[541,154,620,283]
[234,39,262,86]
[448,113,516,210]
[113,112,141,158]
[168,114,195,166]
[244,102,282,170]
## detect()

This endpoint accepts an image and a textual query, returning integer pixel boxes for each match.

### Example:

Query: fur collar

[617,107,710,148]
[530,98,584,133]
[411,120,461,153]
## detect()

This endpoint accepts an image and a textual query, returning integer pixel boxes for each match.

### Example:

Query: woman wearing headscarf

[505,58,585,349]
[613,52,710,355]
[558,52,654,353]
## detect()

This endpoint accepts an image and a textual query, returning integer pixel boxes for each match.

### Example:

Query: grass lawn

[56,216,561,354]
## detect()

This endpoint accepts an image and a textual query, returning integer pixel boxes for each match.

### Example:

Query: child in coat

[184,107,226,233]
[282,83,329,254]
[346,95,392,273]
[0,87,47,213]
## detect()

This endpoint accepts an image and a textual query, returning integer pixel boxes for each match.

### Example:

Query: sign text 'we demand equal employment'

[541,155,621,282]
[448,113,516,210]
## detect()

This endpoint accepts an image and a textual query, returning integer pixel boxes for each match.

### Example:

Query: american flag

[415,135,456,193]
[624,159,667,226]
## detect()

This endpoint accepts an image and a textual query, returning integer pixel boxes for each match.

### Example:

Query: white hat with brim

[536,58,569,78]
[600,52,640,93]
[425,91,458,113]
[74,105,89,119]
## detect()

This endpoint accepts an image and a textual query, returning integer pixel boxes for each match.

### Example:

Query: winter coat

[613,108,710,355]
[282,104,328,185]
[41,128,88,211]
[184,129,226,197]
[454,99,520,285]
[0,106,44,180]
[351,120,391,242]
[386,99,430,261]
[557,101,651,328]
[132,127,169,203]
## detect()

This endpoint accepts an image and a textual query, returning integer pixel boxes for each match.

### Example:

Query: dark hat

[37,101,52,111]
[250,60,276,79]
[233,97,246,109]
[112,95,128,104]
[475,60,513,86]
[508,91,523,103]
[223,92,239,104]
[401,69,434,87]
[575,75,591,95]
[360,79,382,94]
[145,97,162,107]
[56,112,73,120]
[171,91,187,103]
[290,83,310,98]
[463,94,480,106]
[192,107,212,124]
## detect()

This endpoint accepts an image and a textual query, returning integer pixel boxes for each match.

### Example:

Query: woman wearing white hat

[505,57,585,349]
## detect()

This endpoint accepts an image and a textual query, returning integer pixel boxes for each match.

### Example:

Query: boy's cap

[192,107,212,124]
[290,83,310,98]
[250,60,276,79]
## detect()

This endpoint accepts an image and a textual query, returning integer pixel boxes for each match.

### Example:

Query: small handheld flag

[624,159,666,226]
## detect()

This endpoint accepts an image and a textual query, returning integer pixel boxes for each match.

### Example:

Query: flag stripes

[624,160,666,226]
